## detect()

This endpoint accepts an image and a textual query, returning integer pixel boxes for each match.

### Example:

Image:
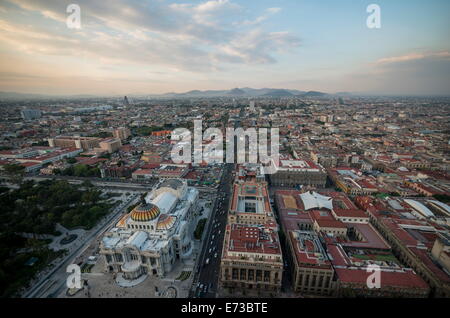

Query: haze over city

[0,0,449,96]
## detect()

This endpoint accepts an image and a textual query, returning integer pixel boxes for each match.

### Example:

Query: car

[199,284,204,290]
[209,248,212,253]
[197,282,201,288]
[205,258,210,265]
[214,253,218,258]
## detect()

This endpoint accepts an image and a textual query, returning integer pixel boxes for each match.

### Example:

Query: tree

[81,180,94,188]
[433,194,450,203]
[66,157,77,164]
[3,164,25,184]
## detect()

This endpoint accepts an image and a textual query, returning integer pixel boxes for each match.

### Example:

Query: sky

[0,0,449,96]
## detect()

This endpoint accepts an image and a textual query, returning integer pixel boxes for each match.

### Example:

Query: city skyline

[0,0,449,96]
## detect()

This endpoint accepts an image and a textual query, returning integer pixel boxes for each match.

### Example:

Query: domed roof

[130,203,160,222]
[156,214,176,230]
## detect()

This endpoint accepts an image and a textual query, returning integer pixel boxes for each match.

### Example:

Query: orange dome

[130,203,160,222]
[156,214,176,230]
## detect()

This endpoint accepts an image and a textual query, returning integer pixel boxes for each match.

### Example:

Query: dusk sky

[0,0,449,96]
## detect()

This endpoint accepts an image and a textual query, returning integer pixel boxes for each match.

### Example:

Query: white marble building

[100,179,199,280]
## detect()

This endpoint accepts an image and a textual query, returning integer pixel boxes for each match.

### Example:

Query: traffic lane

[202,233,225,296]
[191,183,225,295]
[195,226,223,294]
[198,196,230,296]
[193,165,233,297]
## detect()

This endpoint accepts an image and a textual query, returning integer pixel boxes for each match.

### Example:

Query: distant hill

[262,89,294,97]
[301,91,329,97]
[228,88,246,96]
[157,87,310,98]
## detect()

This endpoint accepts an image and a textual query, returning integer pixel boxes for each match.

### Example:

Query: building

[100,160,140,179]
[15,147,83,165]
[269,159,327,188]
[0,148,39,159]
[287,230,335,295]
[274,189,429,297]
[141,151,162,163]
[132,164,189,180]
[328,167,379,195]
[100,179,199,280]
[358,196,450,297]
[431,234,450,274]
[152,130,172,137]
[98,138,122,154]
[220,166,283,294]
[48,136,101,151]
[220,223,283,292]
[113,127,131,141]
[21,109,41,120]
[227,180,276,228]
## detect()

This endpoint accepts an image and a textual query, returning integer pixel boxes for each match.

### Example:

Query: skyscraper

[124,96,130,106]
[21,109,42,120]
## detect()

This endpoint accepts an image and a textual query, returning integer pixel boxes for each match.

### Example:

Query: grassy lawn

[175,271,191,281]
[81,263,95,273]
[353,253,399,263]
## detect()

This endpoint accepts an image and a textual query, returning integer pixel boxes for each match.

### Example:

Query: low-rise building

[269,158,327,188]
[220,224,283,292]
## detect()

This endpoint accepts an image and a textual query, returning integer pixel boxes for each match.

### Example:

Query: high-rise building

[249,101,256,112]
[21,109,42,120]
[124,96,130,106]
[113,127,131,141]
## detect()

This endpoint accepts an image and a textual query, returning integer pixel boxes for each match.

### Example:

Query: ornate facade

[100,179,199,280]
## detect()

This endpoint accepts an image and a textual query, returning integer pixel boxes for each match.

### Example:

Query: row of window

[225,268,280,282]
[298,272,331,290]
[129,224,154,231]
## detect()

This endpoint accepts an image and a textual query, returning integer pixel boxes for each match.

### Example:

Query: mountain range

[154,87,332,98]
[0,88,338,100]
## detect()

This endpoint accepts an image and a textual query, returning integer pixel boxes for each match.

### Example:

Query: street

[189,163,234,298]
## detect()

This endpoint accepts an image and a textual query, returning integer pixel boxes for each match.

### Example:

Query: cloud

[1,0,299,74]
[238,7,281,26]
[217,29,300,64]
[375,51,450,65]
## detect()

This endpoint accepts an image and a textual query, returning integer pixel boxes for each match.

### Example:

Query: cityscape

[0,0,449,307]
